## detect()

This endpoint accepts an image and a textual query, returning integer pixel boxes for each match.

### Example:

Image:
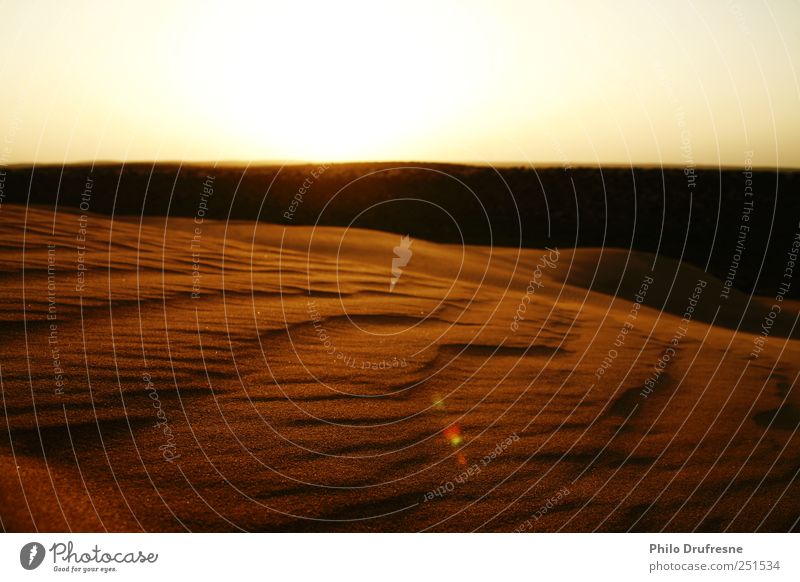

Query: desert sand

[0,203,798,532]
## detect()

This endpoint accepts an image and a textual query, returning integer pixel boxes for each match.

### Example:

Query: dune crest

[0,204,798,532]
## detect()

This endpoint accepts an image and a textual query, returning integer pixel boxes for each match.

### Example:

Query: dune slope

[0,204,798,532]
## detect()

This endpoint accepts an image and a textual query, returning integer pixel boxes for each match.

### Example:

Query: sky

[1,0,798,168]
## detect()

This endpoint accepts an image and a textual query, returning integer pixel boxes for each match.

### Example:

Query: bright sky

[1,0,798,167]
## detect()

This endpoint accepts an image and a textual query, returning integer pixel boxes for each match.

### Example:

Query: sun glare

[172,1,498,161]
[0,1,798,165]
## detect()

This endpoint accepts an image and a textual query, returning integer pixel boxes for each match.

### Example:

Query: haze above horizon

[1,0,798,168]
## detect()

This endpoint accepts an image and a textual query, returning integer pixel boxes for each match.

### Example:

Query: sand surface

[0,204,798,532]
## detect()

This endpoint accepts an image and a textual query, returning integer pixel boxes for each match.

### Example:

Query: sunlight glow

[1,0,798,166]
[172,1,499,161]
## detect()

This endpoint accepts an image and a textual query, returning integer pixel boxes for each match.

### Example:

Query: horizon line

[4,159,799,172]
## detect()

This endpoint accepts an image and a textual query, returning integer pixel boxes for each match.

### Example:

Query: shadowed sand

[0,204,798,532]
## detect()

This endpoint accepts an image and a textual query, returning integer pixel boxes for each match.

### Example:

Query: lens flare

[443,424,463,447]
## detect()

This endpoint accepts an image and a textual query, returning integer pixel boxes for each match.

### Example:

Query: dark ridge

[4,162,799,297]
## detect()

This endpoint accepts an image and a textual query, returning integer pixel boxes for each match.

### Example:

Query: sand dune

[0,204,798,532]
